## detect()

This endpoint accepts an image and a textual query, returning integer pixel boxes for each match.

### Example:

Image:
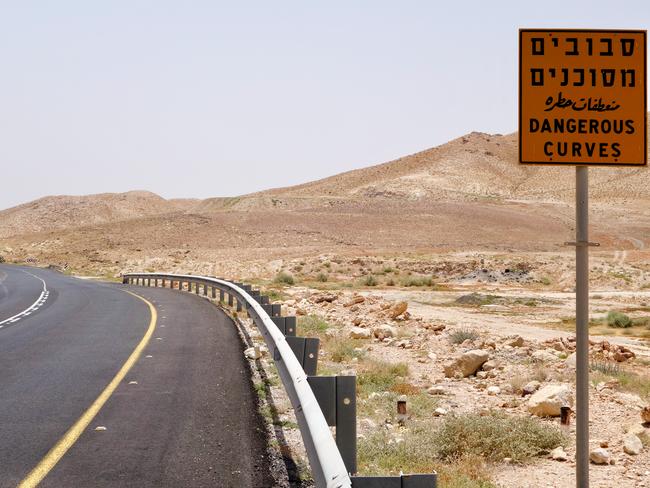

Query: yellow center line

[19,290,157,488]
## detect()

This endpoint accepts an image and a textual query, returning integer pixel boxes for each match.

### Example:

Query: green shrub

[434,412,567,463]
[316,272,328,282]
[607,311,632,328]
[273,272,295,285]
[449,328,479,344]
[402,276,434,287]
[362,275,378,287]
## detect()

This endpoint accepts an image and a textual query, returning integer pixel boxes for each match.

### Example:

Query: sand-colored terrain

[2,126,650,487]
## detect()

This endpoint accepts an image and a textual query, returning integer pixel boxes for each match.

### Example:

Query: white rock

[487,386,501,396]
[427,386,447,396]
[565,352,577,369]
[532,350,558,362]
[372,324,397,340]
[443,349,490,378]
[623,434,643,455]
[433,407,447,416]
[349,327,372,339]
[482,359,498,371]
[551,446,568,461]
[244,346,261,360]
[528,384,574,417]
[523,380,541,396]
[589,447,611,465]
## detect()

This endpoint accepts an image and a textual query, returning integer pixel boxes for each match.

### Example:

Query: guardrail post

[285,337,319,376]
[351,475,437,487]
[236,298,243,312]
[195,282,200,294]
[220,289,225,302]
[212,286,217,299]
[271,304,282,317]
[228,293,234,307]
[307,375,356,474]
[203,284,208,296]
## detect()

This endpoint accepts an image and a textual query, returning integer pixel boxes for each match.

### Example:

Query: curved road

[0,264,274,487]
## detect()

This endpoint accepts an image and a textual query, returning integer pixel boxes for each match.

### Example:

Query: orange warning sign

[519,29,647,166]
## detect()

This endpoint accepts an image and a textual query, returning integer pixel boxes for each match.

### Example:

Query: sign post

[519,29,647,488]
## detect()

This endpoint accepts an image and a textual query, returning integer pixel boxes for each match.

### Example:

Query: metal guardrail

[123,273,437,488]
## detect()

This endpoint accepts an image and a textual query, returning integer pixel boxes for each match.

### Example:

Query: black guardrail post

[351,475,437,487]
[307,375,357,474]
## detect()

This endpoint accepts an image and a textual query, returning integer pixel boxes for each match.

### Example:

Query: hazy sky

[1,1,648,209]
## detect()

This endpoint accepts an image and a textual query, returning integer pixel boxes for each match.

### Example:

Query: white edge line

[0,271,48,326]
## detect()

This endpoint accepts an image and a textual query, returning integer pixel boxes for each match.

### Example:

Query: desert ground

[2,128,650,487]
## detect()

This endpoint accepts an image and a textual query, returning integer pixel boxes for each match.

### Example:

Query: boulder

[523,380,541,396]
[443,349,490,378]
[528,384,574,417]
[487,386,501,396]
[388,301,408,319]
[532,350,558,362]
[507,335,525,347]
[623,434,643,455]
[427,385,447,396]
[349,327,372,339]
[373,324,397,340]
[589,448,611,465]
[482,360,498,371]
[565,352,577,369]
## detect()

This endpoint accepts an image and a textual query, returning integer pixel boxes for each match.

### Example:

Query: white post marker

[519,29,647,488]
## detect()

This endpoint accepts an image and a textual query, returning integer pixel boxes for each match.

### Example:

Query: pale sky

[0,1,648,209]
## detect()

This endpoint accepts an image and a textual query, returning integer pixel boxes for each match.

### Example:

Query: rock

[551,446,568,461]
[433,407,447,416]
[360,418,377,430]
[532,350,558,362]
[565,352,577,369]
[507,335,525,347]
[373,324,397,340]
[528,384,574,417]
[349,327,372,339]
[427,352,438,361]
[523,380,541,396]
[482,360,498,371]
[599,440,609,448]
[623,435,643,455]
[443,349,490,378]
[244,346,261,360]
[345,296,365,307]
[388,301,408,319]
[589,448,611,465]
[626,423,648,436]
[550,341,566,352]
[324,329,338,338]
[313,293,337,303]
[487,386,501,396]
[427,386,447,396]
[641,406,650,424]
[476,371,488,379]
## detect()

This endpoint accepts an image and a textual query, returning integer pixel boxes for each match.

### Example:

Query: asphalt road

[0,264,275,487]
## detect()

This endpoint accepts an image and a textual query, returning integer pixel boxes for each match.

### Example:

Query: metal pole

[576,166,589,488]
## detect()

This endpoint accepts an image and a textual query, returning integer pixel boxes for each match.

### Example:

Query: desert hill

[198,120,650,212]
[0,191,194,239]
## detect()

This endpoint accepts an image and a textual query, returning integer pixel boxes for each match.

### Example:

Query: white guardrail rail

[123,272,437,488]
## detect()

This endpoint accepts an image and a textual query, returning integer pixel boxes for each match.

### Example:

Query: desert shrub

[298,315,331,335]
[434,412,566,463]
[607,311,632,328]
[358,360,409,395]
[273,271,295,285]
[386,278,395,286]
[362,275,378,287]
[0,255,5,263]
[329,338,366,363]
[402,276,434,287]
[591,360,620,376]
[449,328,479,344]
[316,272,328,282]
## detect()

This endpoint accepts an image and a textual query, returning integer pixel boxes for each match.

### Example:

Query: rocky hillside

[0,191,193,238]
